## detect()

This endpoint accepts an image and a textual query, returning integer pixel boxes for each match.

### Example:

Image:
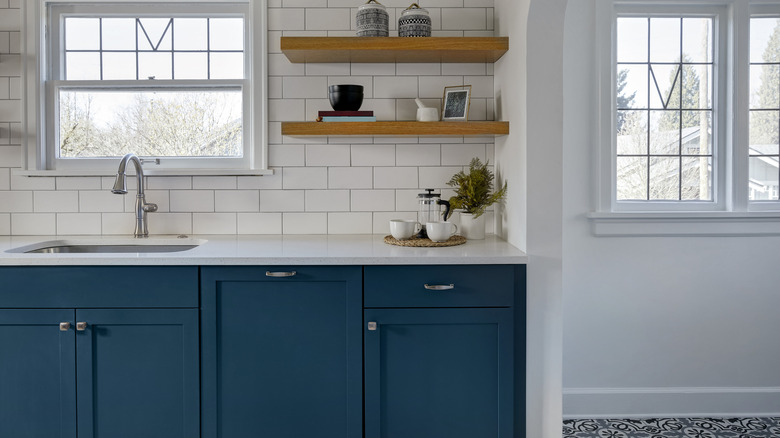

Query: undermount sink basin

[7,238,206,254]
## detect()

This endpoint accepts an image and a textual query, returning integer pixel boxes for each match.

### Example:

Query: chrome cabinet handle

[424,284,454,291]
[265,271,297,277]
[59,322,71,331]
[367,322,377,331]
[76,322,87,331]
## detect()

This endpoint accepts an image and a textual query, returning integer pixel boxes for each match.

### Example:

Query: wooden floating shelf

[280,37,509,63]
[281,121,509,137]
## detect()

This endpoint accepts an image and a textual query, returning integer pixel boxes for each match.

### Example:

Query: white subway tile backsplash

[148,213,192,235]
[358,99,396,121]
[57,213,101,235]
[419,166,463,189]
[269,76,283,99]
[351,189,395,212]
[215,190,260,212]
[268,53,305,77]
[260,190,305,212]
[328,212,372,234]
[268,8,305,31]
[283,76,328,99]
[35,191,77,215]
[170,190,214,212]
[193,176,237,190]
[283,167,328,189]
[397,144,441,166]
[465,75,494,98]
[0,213,9,235]
[351,63,395,76]
[284,0,327,7]
[441,8,487,30]
[283,212,327,234]
[396,63,442,76]
[305,8,351,30]
[238,171,283,190]
[0,168,9,190]
[11,213,55,235]
[147,177,192,190]
[465,0,493,6]
[11,173,54,190]
[328,167,372,189]
[238,213,283,234]
[193,213,237,234]
[396,189,423,211]
[269,99,306,122]
[395,99,419,121]
[0,190,30,212]
[56,177,101,191]
[442,63,487,76]
[466,98,487,121]
[418,76,463,98]
[0,7,20,31]
[0,145,19,167]
[306,144,350,166]
[305,189,349,211]
[352,144,395,167]
[0,54,20,78]
[80,190,124,213]
[441,143,486,165]
[306,62,351,76]
[375,167,418,189]
[373,76,418,99]
[269,144,306,167]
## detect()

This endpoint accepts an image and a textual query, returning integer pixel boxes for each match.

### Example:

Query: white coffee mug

[390,219,421,240]
[426,221,458,242]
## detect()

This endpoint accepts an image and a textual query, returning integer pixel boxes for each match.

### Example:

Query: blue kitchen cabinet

[0,267,200,438]
[0,310,77,438]
[364,265,525,438]
[200,266,363,438]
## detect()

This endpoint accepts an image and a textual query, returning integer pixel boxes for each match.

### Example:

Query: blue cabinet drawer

[364,265,515,308]
[0,266,198,308]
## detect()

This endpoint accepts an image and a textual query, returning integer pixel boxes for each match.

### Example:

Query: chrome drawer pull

[266,271,297,278]
[424,284,454,291]
[76,322,87,331]
[59,322,71,331]
[367,321,377,331]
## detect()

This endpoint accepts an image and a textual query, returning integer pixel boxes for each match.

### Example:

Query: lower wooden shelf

[281,121,509,137]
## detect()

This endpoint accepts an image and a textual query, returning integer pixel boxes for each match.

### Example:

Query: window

[22,1,268,175]
[590,1,780,235]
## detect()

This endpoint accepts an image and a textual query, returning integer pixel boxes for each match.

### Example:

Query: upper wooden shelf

[281,121,509,137]
[280,37,509,63]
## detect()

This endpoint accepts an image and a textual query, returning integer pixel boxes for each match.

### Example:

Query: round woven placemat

[384,235,466,247]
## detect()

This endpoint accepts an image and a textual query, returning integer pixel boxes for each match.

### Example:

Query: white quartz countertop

[0,234,527,266]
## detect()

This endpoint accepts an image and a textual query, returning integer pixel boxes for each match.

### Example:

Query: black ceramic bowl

[328,85,364,111]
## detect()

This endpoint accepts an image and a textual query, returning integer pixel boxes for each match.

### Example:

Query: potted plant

[447,157,507,239]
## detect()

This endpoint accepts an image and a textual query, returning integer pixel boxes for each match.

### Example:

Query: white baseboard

[563,387,780,419]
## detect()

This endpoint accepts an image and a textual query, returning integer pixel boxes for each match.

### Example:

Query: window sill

[587,211,780,236]
[14,168,274,178]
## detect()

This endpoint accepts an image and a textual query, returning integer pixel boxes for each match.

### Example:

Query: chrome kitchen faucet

[111,153,158,238]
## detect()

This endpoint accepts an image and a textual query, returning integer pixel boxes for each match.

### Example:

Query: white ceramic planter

[459,212,485,240]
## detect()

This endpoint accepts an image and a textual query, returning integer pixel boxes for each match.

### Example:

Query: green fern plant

[447,158,507,219]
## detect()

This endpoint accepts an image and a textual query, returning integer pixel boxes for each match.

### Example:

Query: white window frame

[589,0,780,236]
[21,0,270,176]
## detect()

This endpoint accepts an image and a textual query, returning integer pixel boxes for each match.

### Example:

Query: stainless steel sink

[7,238,206,254]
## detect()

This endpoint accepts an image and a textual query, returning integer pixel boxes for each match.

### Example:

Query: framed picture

[441,85,472,121]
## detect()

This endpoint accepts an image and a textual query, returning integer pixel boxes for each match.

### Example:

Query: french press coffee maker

[417,189,452,238]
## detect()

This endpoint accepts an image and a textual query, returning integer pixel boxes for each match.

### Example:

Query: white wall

[562,0,780,418]
[0,0,500,236]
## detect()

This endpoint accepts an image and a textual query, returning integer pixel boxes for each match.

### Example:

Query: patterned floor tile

[563,417,780,438]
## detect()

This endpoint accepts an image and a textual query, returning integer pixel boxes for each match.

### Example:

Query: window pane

[65,18,100,50]
[617,17,648,63]
[66,52,101,80]
[174,53,208,80]
[749,156,779,200]
[749,110,780,154]
[750,64,780,109]
[209,18,244,50]
[616,64,647,109]
[138,52,173,80]
[617,110,648,155]
[682,65,711,109]
[649,157,680,200]
[650,18,681,63]
[682,18,712,63]
[210,53,244,79]
[137,18,173,51]
[102,53,137,80]
[649,110,680,155]
[650,64,681,109]
[174,18,208,51]
[58,89,243,158]
[681,156,712,200]
[750,18,780,64]
[681,111,712,155]
[617,157,648,200]
[102,18,136,51]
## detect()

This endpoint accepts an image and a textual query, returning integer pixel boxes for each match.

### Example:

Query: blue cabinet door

[364,308,514,438]
[75,309,199,438]
[0,310,77,438]
[201,266,363,438]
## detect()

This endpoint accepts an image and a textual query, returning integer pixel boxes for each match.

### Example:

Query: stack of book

[317,111,376,122]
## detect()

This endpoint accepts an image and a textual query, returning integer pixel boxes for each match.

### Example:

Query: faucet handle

[143,203,158,213]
